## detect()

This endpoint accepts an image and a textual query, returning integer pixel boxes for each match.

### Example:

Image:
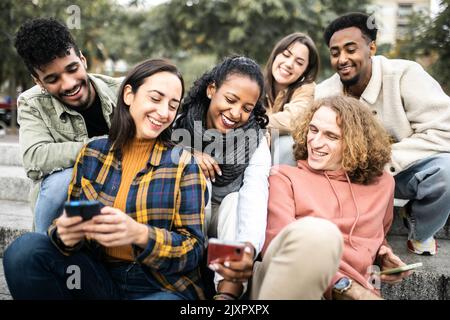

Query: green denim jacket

[18,73,123,181]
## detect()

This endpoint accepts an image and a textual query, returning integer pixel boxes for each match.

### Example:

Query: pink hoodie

[264,160,394,297]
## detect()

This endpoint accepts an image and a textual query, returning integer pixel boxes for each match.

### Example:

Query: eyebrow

[42,62,79,82]
[147,89,180,103]
[286,48,306,63]
[309,123,341,137]
[330,41,358,51]
[225,92,255,108]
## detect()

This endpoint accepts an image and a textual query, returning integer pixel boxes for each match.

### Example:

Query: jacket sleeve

[262,168,297,256]
[390,64,450,173]
[47,146,87,255]
[268,83,315,134]
[135,160,208,275]
[18,96,87,180]
[236,137,272,255]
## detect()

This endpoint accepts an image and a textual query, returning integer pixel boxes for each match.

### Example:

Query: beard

[57,77,93,111]
[340,73,360,87]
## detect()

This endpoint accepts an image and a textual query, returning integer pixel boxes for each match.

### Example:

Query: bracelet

[213,292,239,300]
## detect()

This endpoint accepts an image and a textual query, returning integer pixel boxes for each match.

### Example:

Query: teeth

[313,150,327,157]
[64,86,81,96]
[148,117,162,126]
[279,67,291,76]
[221,114,236,127]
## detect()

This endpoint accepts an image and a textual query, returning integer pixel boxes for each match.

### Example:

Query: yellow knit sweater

[105,138,155,261]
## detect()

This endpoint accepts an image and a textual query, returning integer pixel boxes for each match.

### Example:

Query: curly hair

[323,12,378,47]
[292,96,391,185]
[177,55,269,129]
[14,18,80,77]
[264,32,320,107]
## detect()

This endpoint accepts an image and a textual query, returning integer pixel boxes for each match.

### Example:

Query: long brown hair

[109,58,184,157]
[292,96,391,185]
[264,32,320,108]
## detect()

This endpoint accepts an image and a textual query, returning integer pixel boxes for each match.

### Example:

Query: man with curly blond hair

[316,12,450,256]
[251,96,411,300]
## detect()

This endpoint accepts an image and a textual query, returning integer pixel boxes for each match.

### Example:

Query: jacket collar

[360,56,382,105]
[148,140,167,167]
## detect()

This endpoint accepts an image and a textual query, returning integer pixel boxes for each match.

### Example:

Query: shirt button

[390,167,396,173]
[372,110,377,115]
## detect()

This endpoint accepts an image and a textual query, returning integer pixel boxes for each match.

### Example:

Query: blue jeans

[3,233,185,300]
[394,153,450,241]
[34,168,73,234]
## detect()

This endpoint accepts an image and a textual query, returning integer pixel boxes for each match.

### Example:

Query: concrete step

[0,259,11,300]
[389,207,450,240]
[0,165,32,202]
[382,235,450,300]
[0,199,33,257]
[0,142,22,166]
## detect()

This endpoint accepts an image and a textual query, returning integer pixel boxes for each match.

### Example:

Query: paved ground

[0,133,18,144]
[0,259,11,300]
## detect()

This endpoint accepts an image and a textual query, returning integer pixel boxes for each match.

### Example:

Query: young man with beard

[315,12,450,255]
[14,18,122,233]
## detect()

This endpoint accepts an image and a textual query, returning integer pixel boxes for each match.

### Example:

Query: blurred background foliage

[0,0,449,95]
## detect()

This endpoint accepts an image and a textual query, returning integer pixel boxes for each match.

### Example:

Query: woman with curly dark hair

[174,56,271,300]
[252,96,412,300]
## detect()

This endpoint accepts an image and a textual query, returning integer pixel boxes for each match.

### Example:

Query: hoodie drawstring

[324,172,361,251]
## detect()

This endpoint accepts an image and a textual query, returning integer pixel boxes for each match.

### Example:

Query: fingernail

[218,171,222,176]
[208,264,216,271]
[245,247,252,254]
[212,178,215,183]
[224,261,230,268]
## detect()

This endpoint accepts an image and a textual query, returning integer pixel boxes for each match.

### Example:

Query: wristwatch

[333,277,353,294]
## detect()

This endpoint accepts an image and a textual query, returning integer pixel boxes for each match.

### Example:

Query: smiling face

[271,41,309,92]
[205,74,261,133]
[124,71,182,140]
[34,47,94,111]
[307,106,343,171]
[329,27,376,87]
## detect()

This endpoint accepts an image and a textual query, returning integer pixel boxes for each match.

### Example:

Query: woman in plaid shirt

[3,59,208,300]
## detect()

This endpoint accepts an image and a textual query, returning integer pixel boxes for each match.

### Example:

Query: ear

[32,75,41,87]
[369,41,377,56]
[206,83,216,99]
[123,84,134,106]
[80,52,88,69]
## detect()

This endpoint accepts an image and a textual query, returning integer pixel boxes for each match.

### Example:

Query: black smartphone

[64,200,103,221]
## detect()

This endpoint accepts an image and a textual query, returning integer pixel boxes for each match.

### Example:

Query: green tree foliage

[0,0,123,90]
[392,0,449,93]
[137,0,369,79]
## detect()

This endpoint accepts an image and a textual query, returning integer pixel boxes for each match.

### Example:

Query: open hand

[193,151,222,182]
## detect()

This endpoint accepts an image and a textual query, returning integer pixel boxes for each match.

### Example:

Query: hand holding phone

[207,238,246,265]
[379,262,422,275]
[64,200,103,221]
